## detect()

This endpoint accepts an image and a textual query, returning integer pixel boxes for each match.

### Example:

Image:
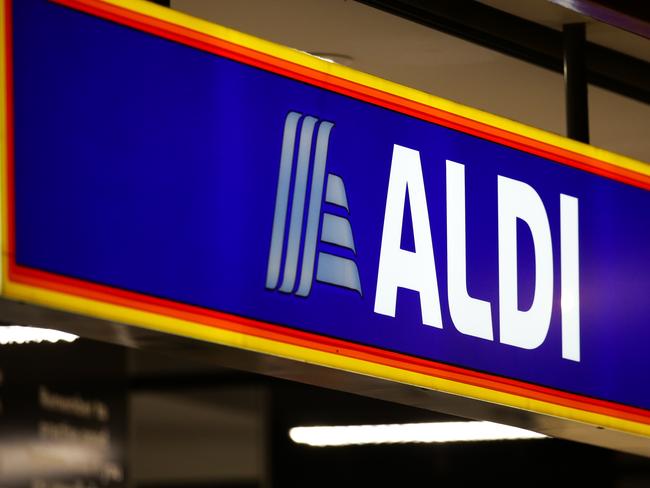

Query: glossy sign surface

[5,0,650,428]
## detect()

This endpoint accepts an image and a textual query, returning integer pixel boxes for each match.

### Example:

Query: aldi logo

[266,112,362,297]
[266,113,581,361]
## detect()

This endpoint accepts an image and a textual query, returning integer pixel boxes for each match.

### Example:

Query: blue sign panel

[7,0,650,417]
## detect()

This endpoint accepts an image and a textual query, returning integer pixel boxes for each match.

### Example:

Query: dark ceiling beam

[564,23,590,143]
[355,0,650,105]
[549,0,650,39]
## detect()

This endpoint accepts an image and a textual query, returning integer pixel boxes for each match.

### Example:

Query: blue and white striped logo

[266,112,362,297]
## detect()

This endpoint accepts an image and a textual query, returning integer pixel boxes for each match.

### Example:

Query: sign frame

[2,0,650,444]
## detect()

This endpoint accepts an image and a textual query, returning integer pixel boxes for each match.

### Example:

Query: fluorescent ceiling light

[289,421,546,447]
[0,326,79,345]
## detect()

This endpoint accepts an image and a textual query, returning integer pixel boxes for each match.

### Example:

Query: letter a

[374,145,442,328]
[498,176,553,350]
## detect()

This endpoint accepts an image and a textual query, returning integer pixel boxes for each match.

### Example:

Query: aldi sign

[3,0,650,440]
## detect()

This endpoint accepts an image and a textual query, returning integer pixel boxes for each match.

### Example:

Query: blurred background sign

[0,338,126,488]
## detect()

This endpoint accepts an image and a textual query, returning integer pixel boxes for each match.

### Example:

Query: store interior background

[2,0,650,486]
[4,337,650,488]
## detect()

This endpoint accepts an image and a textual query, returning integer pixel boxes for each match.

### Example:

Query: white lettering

[560,194,580,361]
[497,176,554,350]
[446,160,493,340]
[374,145,442,327]
[373,149,580,360]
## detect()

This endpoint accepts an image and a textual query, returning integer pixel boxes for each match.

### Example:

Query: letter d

[498,176,553,350]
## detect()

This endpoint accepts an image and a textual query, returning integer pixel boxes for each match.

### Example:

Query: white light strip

[289,421,546,447]
[0,326,79,345]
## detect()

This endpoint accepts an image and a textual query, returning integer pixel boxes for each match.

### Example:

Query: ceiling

[481,0,650,63]
[170,0,650,164]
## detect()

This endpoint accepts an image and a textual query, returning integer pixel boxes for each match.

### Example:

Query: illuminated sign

[3,0,650,438]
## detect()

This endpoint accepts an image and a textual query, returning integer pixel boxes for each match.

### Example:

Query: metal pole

[563,23,589,143]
